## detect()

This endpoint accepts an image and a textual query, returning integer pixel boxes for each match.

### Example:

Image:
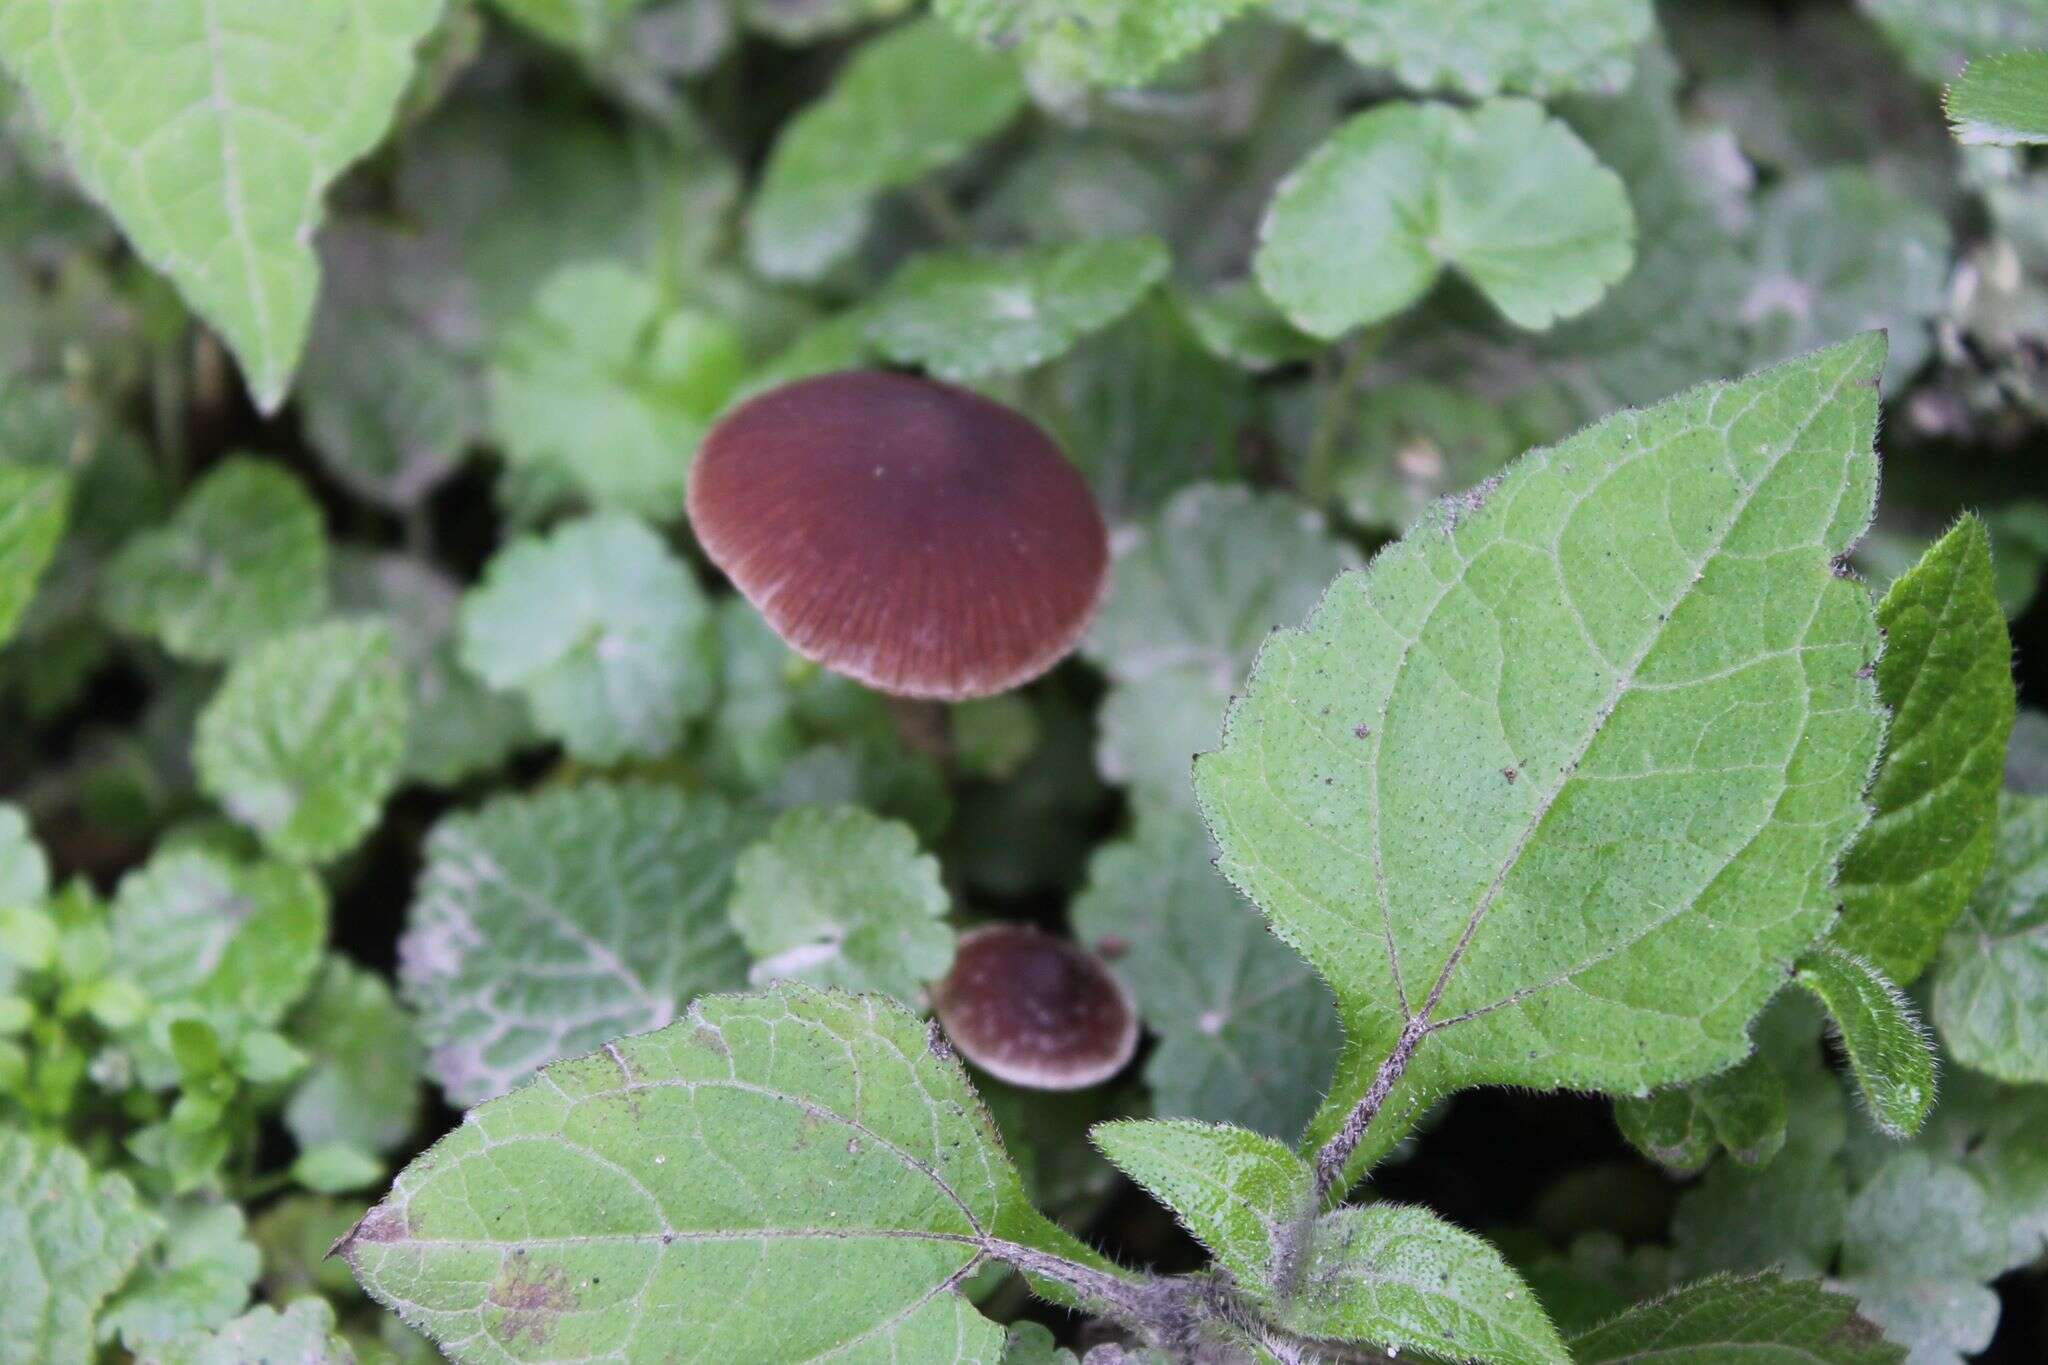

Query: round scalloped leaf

[101,459,329,663]
[195,618,408,866]
[400,782,753,1106]
[1257,98,1635,337]
[457,514,713,764]
[867,237,1171,381]
[1273,0,1653,98]
[0,1130,162,1365]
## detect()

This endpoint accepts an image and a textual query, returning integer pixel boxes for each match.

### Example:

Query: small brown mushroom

[931,923,1138,1090]
[687,371,1109,700]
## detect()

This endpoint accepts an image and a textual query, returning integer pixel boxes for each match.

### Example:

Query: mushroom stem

[887,696,952,764]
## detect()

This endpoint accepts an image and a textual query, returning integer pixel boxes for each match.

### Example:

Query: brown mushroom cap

[687,371,1109,700]
[932,923,1137,1090]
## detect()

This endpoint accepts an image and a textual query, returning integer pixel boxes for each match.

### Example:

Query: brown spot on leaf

[1502,767,1518,784]
[492,1260,578,1346]
[331,1202,408,1259]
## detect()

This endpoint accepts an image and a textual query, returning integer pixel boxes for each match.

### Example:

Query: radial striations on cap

[688,371,1110,700]
[931,923,1138,1091]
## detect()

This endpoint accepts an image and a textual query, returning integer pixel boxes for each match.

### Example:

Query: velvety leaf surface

[746,18,1024,280]
[1273,0,1654,98]
[400,782,753,1105]
[1793,945,1935,1138]
[344,986,1102,1363]
[1831,515,2013,982]
[1742,169,1952,385]
[109,850,327,1086]
[727,805,952,1000]
[1276,1204,1567,1364]
[1946,50,2048,143]
[1083,484,1354,813]
[0,1130,162,1365]
[0,0,448,409]
[1858,0,2048,84]
[457,514,712,763]
[0,461,65,647]
[1070,809,1339,1138]
[1571,1272,1904,1364]
[867,237,1170,381]
[285,957,424,1157]
[1257,99,1635,335]
[1196,337,1886,1186]
[101,459,328,663]
[1934,792,2048,1083]
[99,1201,259,1350]
[1091,1119,1310,1291]
[194,618,408,865]
[934,0,1257,90]
[490,0,643,53]
[145,1297,352,1365]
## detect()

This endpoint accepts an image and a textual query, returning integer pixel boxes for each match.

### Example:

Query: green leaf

[1327,382,1527,535]
[1071,808,1339,1138]
[1620,1053,1791,1173]
[400,782,752,1105]
[0,803,48,909]
[290,1143,383,1194]
[1001,1321,1077,1364]
[489,262,745,519]
[0,0,449,410]
[1091,1119,1310,1291]
[343,985,1108,1363]
[727,804,953,1000]
[1858,0,2048,85]
[1256,99,1636,336]
[334,553,532,788]
[1083,484,1354,813]
[933,0,1257,91]
[1273,0,1653,98]
[1946,50,2048,142]
[952,696,1041,781]
[1831,515,2013,982]
[1934,793,2048,1084]
[285,957,423,1157]
[194,618,408,865]
[1742,169,1952,386]
[1835,1151,2010,1363]
[1175,281,1322,373]
[746,18,1025,281]
[1276,1204,1567,1364]
[0,1130,162,1364]
[0,462,66,648]
[1794,945,1935,1139]
[1570,1272,1904,1364]
[739,0,915,43]
[98,1201,258,1350]
[299,225,482,513]
[1195,337,1887,1188]
[1021,297,1256,524]
[102,459,329,663]
[457,513,713,763]
[1521,44,1752,416]
[489,0,643,53]
[148,1298,352,1365]
[867,237,1171,382]
[110,849,327,1086]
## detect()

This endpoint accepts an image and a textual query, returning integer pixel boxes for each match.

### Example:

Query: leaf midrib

[1390,358,1860,1035]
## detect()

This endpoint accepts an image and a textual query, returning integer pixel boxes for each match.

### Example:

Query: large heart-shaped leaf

[1196,336,1886,1190]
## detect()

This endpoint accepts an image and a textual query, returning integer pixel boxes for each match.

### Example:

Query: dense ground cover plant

[1,1,2047,1361]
